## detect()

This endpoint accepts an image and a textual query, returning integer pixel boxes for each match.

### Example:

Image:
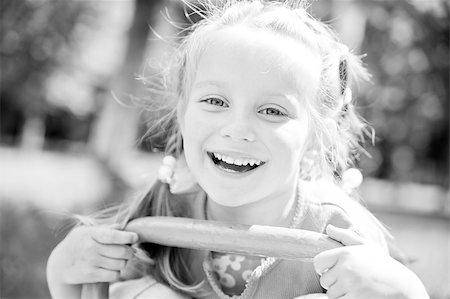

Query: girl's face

[181,25,322,207]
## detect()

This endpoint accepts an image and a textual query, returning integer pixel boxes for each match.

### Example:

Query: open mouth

[207,152,265,173]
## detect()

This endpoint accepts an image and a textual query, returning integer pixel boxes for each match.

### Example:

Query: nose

[220,118,256,142]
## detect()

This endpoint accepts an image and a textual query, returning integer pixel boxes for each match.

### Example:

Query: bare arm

[46,226,138,299]
[47,243,82,299]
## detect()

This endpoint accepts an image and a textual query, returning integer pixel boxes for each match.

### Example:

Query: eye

[201,97,228,107]
[259,107,286,116]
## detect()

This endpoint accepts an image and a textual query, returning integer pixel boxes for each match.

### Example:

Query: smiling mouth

[207,152,265,173]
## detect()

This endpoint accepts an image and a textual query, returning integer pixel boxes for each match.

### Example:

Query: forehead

[193,25,322,96]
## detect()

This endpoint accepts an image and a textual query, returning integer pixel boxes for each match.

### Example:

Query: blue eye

[202,97,227,107]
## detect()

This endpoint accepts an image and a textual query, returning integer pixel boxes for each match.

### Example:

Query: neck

[206,181,298,227]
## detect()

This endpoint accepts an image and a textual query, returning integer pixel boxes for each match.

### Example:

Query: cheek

[185,109,208,130]
[272,121,309,164]
[182,109,200,147]
[182,110,204,175]
[182,107,215,151]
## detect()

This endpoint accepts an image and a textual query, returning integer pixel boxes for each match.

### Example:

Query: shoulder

[301,179,389,251]
[110,276,190,299]
[301,178,356,227]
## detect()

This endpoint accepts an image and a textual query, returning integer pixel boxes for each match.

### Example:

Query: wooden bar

[128,217,341,260]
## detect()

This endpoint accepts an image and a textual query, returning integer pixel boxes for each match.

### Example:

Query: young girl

[47,1,429,298]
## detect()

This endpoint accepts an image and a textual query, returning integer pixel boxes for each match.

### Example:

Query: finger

[326,281,346,299]
[92,228,138,245]
[319,266,338,290]
[314,247,342,275]
[326,225,365,246]
[98,244,135,260]
[94,255,127,271]
[110,223,125,230]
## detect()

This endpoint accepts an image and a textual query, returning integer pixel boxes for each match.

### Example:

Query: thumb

[294,294,328,299]
[326,224,365,246]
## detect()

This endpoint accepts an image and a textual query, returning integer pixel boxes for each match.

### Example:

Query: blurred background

[0,0,448,298]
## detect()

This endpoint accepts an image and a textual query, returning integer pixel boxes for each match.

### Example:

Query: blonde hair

[146,0,371,180]
[112,0,373,295]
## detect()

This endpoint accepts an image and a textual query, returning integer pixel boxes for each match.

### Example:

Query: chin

[202,186,244,207]
[211,198,247,208]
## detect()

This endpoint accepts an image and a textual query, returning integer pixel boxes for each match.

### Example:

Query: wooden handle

[81,217,341,299]
[127,217,341,260]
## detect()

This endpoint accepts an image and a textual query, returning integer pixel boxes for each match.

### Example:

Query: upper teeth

[213,153,262,166]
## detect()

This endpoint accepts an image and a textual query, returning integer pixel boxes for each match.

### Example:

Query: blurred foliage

[356,0,449,188]
[0,0,99,147]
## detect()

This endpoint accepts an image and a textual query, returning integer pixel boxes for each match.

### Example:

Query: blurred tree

[87,0,186,204]
[357,0,449,188]
[313,0,449,188]
[88,0,161,160]
[0,0,96,149]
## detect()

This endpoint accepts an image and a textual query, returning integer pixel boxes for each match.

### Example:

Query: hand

[313,225,429,299]
[48,225,138,285]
